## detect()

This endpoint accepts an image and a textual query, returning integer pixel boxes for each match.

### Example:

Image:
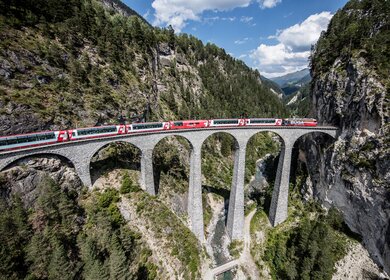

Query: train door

[118,125,126,134]
[163,122,170,130]
[57,130,69,142]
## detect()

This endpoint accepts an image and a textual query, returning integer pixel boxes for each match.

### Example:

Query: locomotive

[0,118,317,152]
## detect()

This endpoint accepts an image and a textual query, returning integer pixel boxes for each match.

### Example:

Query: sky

[123,0,349,78]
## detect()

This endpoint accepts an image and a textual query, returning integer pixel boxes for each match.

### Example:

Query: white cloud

[250,11,333,77]
[152,0,251,31]
[234,37,250,44]
[250,44,309,77]
[240,16,253,23]
[277,11,333,51]
[257,0,281,9]
[221,17,236,21]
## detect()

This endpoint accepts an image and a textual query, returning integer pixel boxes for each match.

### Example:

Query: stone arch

[0,153,82,205]
[289,130,337,196]
[200,131,243,241]
[88,140,142,186]
[244,130,285,214]
[292,130,337,147]
[201,131,239,192]
[152,135,194,198]
[0,151,75,173]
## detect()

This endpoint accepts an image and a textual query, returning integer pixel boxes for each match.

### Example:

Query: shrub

[120,173,140,194]
[98,188,119,208]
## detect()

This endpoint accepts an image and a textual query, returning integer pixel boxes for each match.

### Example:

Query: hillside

[270,68,310,88]
[0,0,288,278]
[304,0,390,274]
[0,0,287,137]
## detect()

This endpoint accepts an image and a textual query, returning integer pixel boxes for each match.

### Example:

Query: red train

[0,118,317,152]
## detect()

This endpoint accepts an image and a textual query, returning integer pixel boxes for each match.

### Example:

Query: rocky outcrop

[0,155,82,208]
[304,1,390,273]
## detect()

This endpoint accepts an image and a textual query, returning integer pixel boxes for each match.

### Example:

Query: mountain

[283,83,311,117]
[0,0,289,278]
[302,0,390,274]
[0,0,287,137]
[260,75,284,98]
[270,68,310,88]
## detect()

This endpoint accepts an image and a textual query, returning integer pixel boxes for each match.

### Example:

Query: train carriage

[127,122,170,133]
[169,120,209,130]
[68,125,126,141]
[209,119,247,127]
[282,118,317,126]
[247,118,283,126]
[0,130,68,152]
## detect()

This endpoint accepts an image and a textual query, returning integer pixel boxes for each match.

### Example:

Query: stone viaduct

[0,127,337,242]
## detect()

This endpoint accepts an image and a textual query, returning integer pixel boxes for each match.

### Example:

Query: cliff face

[306,0,390,273]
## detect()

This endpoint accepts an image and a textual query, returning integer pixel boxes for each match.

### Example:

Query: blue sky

[124,0,348,78]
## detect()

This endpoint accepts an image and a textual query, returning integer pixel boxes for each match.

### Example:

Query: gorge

[0,0,389,279]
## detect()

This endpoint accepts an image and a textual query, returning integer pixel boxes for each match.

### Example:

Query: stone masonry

[0,127,337,242]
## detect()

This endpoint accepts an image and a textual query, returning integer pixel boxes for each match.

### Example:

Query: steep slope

[0,0,286,136]
[305,0,390,273]
[0,0,288,278]
[284,83,311,117]
[260,75,284,99]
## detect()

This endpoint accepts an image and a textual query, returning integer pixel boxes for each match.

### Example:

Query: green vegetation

[264,208,347,280]
[0,177,157,279]
[0,0,287,133]
[311,0,390,82]
[129,191,201,279]
[245,133,280,184]
[120,172,140,194]
[283,83,311,117]
[228,240,244,258]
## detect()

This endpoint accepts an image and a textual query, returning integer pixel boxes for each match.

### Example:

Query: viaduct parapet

[0,127,337,242]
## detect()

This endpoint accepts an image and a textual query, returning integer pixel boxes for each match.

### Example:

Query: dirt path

[239,209,260,279]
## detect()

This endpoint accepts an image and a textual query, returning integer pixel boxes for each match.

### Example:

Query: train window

[6,138,18,145]
[78,126,117,135]
[72,132,76,136]
[214,120,238,125]
[132,123,163,130]
[17,137,31,143]
[250,119,275,124]
[0,140,8,146]
[174,122,183,126]
[37,133,55,141]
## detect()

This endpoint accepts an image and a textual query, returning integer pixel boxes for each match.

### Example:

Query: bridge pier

[269,141,293,226]
[188,143,205,242]
[140,148,156,196]
[74,161,92,188]
[227,138,247,240]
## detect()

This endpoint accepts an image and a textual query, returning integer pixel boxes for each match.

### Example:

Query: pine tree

[109,234,128,280]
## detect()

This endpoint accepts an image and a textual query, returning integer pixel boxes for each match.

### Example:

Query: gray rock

[0,155,82,209]
[158,42,171,56]
[305,54,390,273]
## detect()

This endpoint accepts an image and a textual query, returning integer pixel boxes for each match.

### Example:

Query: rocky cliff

[305,0,390,273]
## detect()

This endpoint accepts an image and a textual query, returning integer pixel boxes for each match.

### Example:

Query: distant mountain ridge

[270,68,310,87]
